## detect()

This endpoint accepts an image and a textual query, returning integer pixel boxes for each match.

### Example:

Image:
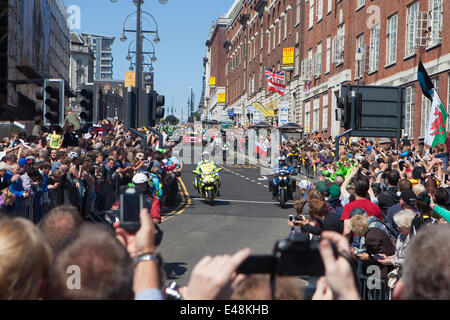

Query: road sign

[125,72,135,87]
[337,84,405,139]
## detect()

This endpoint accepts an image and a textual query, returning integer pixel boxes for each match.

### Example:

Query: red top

[341,199,382,221]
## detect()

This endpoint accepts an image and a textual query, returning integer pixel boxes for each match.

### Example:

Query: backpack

[368,216,398,244]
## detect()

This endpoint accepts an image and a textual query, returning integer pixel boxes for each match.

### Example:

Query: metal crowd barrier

[297,160,319,181]
[355,261,391,300]
[0,180,119,223]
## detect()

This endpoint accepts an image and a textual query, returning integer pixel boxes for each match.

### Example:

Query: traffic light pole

[335,128,353,162]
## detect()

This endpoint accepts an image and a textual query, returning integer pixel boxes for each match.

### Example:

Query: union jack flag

[265,67,285,82]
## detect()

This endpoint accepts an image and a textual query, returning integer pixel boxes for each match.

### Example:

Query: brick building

[206,0,449,144]
[300,0,449,144]
[204,16,230,121]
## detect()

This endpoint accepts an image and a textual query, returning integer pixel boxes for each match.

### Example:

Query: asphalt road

[159,152,295,287]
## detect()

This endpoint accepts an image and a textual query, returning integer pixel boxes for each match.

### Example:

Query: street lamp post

[112,0,167,127]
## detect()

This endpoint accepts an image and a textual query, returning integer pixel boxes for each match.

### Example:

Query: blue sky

[65,0,235,121]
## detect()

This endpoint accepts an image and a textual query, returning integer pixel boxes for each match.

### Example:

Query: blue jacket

[9,179,25,198]
[39,172,49,193]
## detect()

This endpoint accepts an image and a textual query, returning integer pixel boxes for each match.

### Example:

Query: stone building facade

[206,0,449,145]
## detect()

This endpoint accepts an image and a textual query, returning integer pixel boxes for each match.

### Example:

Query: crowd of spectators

[2,118,450,300]
[0,116,182,222]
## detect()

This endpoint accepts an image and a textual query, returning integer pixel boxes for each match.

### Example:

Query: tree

[164,115,180,125]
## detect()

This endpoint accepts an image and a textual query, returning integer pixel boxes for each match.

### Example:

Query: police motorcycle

[269,157,297,209]
[193,153,222,206]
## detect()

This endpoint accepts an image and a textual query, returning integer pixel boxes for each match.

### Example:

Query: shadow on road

[164,262,188,280]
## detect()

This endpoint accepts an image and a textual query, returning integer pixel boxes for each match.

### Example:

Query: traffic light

[335,85,352,130]
[35,86,45,116]
[80,83,98,124]
[154,91,165,120]
[43,79,65,126]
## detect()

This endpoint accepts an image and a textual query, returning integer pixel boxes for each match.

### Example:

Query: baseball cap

[400,190,417,207]
[349,208,368,218]
[18,158,28,168]
[299,180,311,190]
[316,181,330,195]
[329,184,341,198]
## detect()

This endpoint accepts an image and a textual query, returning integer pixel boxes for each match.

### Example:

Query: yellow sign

[252,102,274,118]
[210,77,216,87]
[125,72,136,87]
[283,47,295,71]
[218,93,226,104]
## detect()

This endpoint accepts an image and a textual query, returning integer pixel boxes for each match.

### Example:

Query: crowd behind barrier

[2,119,450,301]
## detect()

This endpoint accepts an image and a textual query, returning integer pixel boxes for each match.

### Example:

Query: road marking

[161,177,191,223]
[191,197,278,205]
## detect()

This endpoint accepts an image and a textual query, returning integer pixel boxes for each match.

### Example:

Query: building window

[272,28,276,49]
[313,98,319,132]
[428,0,443,47]
[332,24,345,65]
[406,1,419,57]
[404,86,415,138]
[261,27,264,49]
[386,14,398,65]
[357,0,365,9]
[277,21,282,44]
[317,0,323,21]
[296,0,301,25]
[295,45,300,75]
[327,0,332,13]
[322,93,328,130]
[267,30,271,54]
[326,36,331,73]
[284,14,288,39]
[309,0,314,29]
[260,65,263,88]
[305,109,310,133]
[314,42,322,77]
[356,33,365,78]
[369,24,380,72]
[421,79,439,136]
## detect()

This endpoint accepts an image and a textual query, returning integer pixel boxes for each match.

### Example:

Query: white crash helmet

[67,152,79,160]
[132,173,148,185]
[202,151,210,160]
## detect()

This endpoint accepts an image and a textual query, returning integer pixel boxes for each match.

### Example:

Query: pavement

[158,147,294,287]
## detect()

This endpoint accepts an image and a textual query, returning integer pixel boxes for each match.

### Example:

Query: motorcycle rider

[194,151,221,196]
[270,156,297,200]
[130,172,161,224]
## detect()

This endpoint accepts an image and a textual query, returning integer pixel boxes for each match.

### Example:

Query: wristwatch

[135,253,160,266]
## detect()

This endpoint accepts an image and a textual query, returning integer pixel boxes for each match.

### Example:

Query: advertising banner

[282,47,295,71]
[278,94,290,125]
[218,93,226,104]
[210,77,216,88]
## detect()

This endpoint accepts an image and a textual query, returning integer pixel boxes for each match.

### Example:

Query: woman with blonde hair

[0,217,52,299]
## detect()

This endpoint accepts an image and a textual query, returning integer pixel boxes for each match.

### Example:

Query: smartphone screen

[120,188,143,232]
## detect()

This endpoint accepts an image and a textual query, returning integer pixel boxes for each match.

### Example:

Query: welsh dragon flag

[424,90,448,147]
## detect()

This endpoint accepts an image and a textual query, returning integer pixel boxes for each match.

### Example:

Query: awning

[265,98,279,111]
[251,101,274,117]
